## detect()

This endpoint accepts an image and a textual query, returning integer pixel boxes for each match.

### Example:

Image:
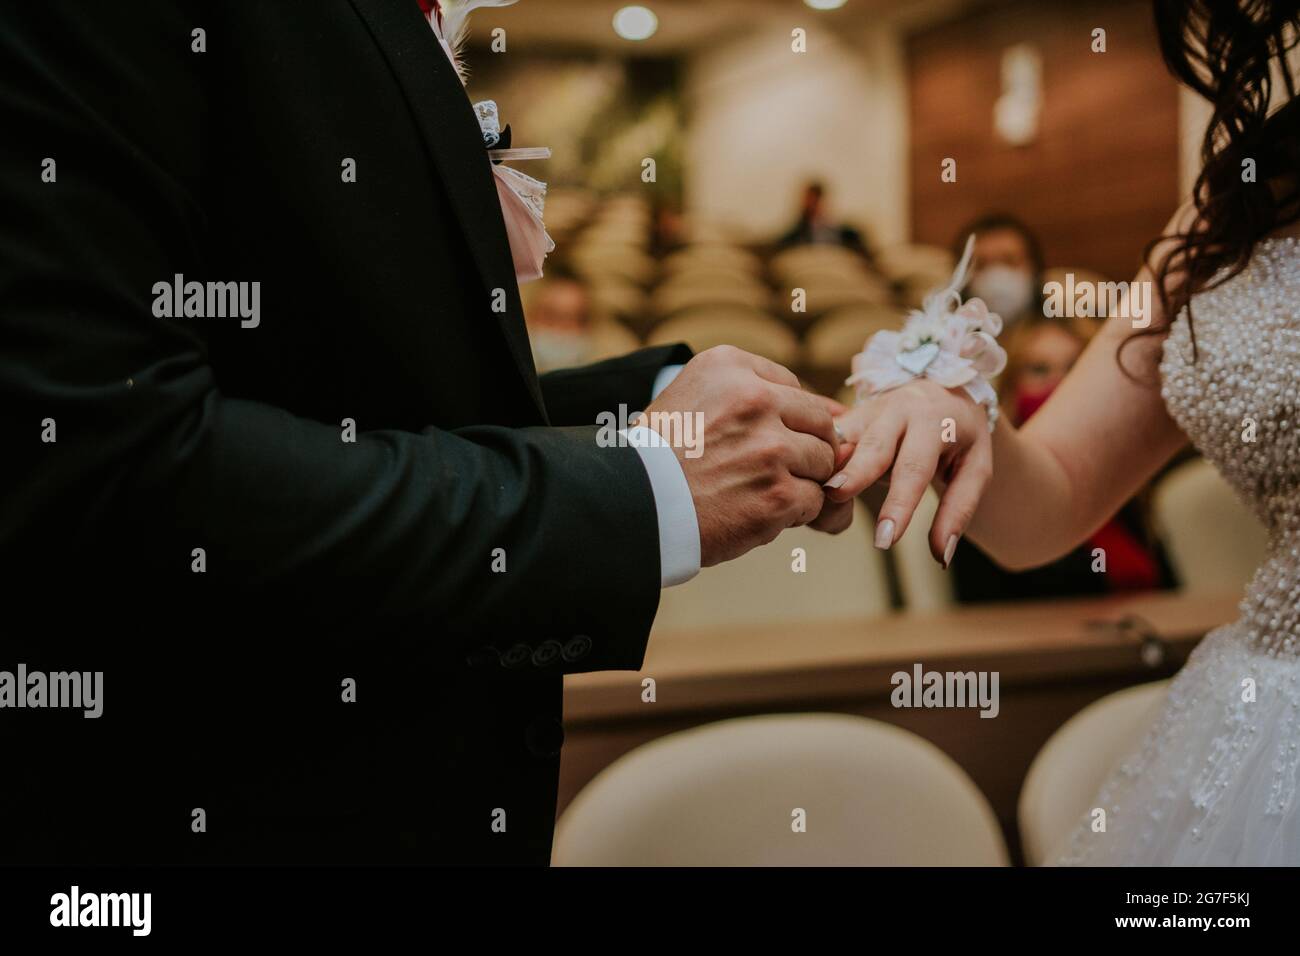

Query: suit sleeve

[538,343,693,427]
[0,1,661,678]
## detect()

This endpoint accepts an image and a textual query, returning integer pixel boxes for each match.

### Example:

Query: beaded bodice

[1053,239,1300,863]
[1159,236,1300,655]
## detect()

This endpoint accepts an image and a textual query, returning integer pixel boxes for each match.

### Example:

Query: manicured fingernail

[874,518,895,550]
[943,533,959,569]
[826,473,848,489]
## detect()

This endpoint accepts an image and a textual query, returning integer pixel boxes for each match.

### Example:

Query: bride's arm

[828,220,1192,568]
[962,282,1187,568]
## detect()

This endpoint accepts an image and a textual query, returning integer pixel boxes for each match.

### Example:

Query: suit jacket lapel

[346,0,547,418]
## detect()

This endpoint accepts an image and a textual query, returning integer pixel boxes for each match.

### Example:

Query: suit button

[525,717,565,758]
[465,646,499,669]
[501,644,531,669]
[531,640,562,667]
[561,635,592,662]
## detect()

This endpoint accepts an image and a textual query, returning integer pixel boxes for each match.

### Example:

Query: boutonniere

[420,1,555,283]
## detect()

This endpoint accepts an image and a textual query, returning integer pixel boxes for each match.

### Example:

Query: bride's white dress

[1056,236,1300,865]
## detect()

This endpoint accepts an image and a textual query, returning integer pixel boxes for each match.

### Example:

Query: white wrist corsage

[846,235,1007,431]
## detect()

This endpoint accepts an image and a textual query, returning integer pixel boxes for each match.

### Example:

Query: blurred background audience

[958,214,1044,330]
[778,180,869,253]
[522,265,598,373]
[949,311,1172,603]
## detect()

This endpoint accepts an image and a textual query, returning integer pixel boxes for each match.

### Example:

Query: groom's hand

[642,346,840,567]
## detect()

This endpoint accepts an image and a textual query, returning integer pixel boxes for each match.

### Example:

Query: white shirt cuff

[651,364,684,401]
[621,425,701,588]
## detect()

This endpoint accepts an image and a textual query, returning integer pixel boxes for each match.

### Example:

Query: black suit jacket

[0,0,688,864]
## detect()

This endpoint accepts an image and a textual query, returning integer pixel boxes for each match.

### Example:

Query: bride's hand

[824,379,993,566]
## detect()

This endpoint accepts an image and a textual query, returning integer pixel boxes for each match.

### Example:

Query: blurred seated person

[651,197,686,256]
[957,213,1045,329]
[522,264,598,373]
[523,264,642,373]
[948,313,1173,602]
[778,180,867,253]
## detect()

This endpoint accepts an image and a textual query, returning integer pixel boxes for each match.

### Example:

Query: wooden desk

[559,590,1240,862]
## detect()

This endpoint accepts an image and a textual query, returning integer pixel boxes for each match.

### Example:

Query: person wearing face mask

[947,313,1173,602]
[1001,313,1094,425]
[958,214,1044,328]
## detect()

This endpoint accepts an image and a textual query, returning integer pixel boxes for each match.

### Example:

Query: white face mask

[970,265,1036,321]
[530,329,590,373]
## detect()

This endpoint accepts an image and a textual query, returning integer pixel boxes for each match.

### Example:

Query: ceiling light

[613,5,658,41]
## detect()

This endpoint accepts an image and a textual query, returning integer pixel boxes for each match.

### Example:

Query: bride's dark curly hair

[1145,0,1300,358]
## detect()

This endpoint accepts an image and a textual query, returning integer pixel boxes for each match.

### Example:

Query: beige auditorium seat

[569,230,648,252]
[586,280,647,326]
[589,207,651,233]
[586,320,641,363]
[773,268,880,299]
[582,208,650,231]
[552,713,1009,866]
[600,194,651,215]
[662,244,762,277]
[875,243,954,283]
[569,245,657,287]
[651,501,889,631]
[891,487,956,613]
[569,230,649,252]
[877,244,955,309]
[542,188,598,233]
[655,263,760,292]
[1040,265,1107,289]
[770,243,865,279]
[789,280,893,317]
[804,304,906,370]
[650,280,773,318]
[898,274,949,310]
[1018,679,1170,866]
[769,256,873,282]
[647,307,800,367]
[780,265,877,284]
[590,208,650,227]
[780,261,883,287]
[1152,457,1269,594]
[676,220,739,245]
[576,227,649,251]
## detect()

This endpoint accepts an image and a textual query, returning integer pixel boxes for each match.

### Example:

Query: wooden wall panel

[907,0,1181,279]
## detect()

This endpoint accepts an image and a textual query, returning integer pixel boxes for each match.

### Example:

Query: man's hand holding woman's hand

[640,345,988,571]
[642,345,848,567]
